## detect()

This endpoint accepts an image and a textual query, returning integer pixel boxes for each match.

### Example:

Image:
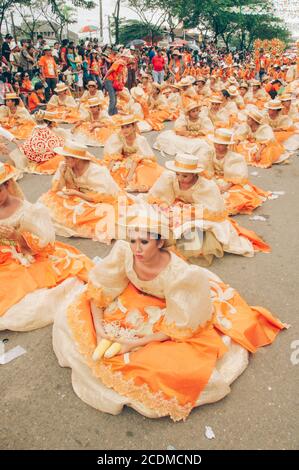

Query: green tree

[112,19,164,45]
[0,0,30,41]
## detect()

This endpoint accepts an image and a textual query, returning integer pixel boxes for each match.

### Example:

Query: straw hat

[184,100,201,114]
[130,86,145,100]
[247,109,264,124]
[228,76,238,85]
[54,141,92,160]
[87,80,97,87]
[239,81,249,89]
[265,99,282,110]
[227,85,239,97]
[117,115,140,127]
[211,128,236,145]
[4,92,20,101]
[54,82,69,93]
[209,95,223,104]
[0,162,18,185]
[177,76,195,87]
[172,49,182,56]
[195,76,206,83]
[261,75,270,82]
[250,79,261,87]
[87,97,104,108]
[280,93,292,102]
[152,82,162,92]
[118,206,172,244]
[165,153,204,174]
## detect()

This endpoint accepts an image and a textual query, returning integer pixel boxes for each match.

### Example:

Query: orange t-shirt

[107,60,126,82]
[39,56,57,78]
[28,92,44,112]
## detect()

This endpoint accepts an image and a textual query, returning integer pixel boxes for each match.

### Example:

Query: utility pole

[99,0,103,41]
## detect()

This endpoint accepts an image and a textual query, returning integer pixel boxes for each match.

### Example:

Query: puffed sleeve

[103,132,123,157]
[136,135,154,157]
[87,240,129,308]
[278,115,294,130]
[0,126,14,141]
[147,171,176,205]
[0,106,9,121]
[192,177,226,218]
[156,259,213,339]
[19,202,55,252]
[174,114,187,131]
[223,151,248,184]
[234,123,250,141]
[84,163,122,195]
[254,124,275,143]
[201,115,214,133]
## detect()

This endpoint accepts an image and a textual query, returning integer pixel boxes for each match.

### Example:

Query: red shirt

[152,56,165,72]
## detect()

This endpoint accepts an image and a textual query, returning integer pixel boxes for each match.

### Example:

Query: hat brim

[53,147,92,160]
[165,161,204,173]
[54,87,68,93]
[209,135,236,145]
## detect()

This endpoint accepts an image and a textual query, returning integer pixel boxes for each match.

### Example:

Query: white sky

[75,1,139,41]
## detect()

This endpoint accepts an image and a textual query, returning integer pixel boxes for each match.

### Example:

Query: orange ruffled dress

[0,200,92,332]
[40,160,130,243]
[53,241,284,422]
[209,150,270,215]
[103,132,164,191]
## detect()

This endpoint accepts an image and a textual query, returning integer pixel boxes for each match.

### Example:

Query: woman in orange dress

[0,163,91,332]
[103,115,164,192]
[234,109,287,168]
[9,110,64,174]
[265,99,299,152]
[0,92,35,140]
[206,129,270,215]
[72,97,114,147]
[154,100,213,166]
[40,141,129,243]
[53,208,284,421]
[145,83,173,131]
[145,153,269,265]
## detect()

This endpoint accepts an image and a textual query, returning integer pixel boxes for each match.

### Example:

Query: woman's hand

[62,188,81,197]
[0,225,18,240]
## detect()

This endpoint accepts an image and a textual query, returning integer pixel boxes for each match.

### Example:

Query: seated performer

[206,129,270,215]
[234,109,287,168]
[0,92,35,140]
[0,163,91,332]
[47,82,80,124]
[40,141,130,242]
[103,115,163,192]
[145,153,270,264]
[9,110,64,174]
[53,207,284,422]
[154,100,213,168]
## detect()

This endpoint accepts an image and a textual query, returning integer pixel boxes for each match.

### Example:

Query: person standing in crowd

[152,49,166,84]
[1,34,12,82]
[19,40,35,79]
[9,43,21,74]
[39,45,58,101]
[103,50,130,116]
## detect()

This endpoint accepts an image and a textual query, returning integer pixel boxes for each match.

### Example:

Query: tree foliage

[126,0,291,50]
[112,19,164,45]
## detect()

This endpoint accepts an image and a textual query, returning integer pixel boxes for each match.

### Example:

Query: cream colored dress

[154,114,213,166]
[0,201,86,331]
[53,240,250,419]
[146,171,254,257]
[39,161,122,241]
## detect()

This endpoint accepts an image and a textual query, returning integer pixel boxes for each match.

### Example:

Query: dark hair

[221,89,230,99]
[6,98,19,105]
[34,81,44,91]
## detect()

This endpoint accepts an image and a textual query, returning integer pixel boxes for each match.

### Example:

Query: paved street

[1,126,298,450]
